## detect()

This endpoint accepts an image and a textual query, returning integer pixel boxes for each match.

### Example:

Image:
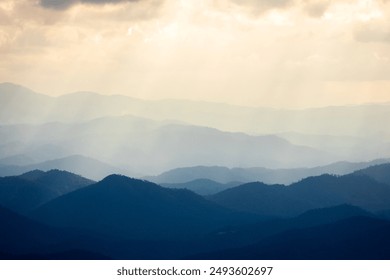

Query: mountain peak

[101,174,137,183]
[0,82,28,90]
[99,174,160,190]
[19,170,46,180]
[0,83,43,97]
[297,204,372,220]
[20,169,92,183]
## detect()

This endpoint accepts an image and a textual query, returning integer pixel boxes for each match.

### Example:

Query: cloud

[355,21,390,43]
[303,0,331,17]
[217,0,336,19]
[39,0,141,10]
[226,0,293,14]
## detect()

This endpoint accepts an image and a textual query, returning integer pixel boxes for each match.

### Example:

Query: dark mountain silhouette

[0,202,147,260]
[31,175,257,240]
[0,205,112,259]
[288,174,390,211]
[353,163,390,185]
[1,250,110,260]
[161,179,241,195]
[0,170,93,214]
[19,169,94,196]
[0,204,61,255]
[0,177,58,214]
[209,174,390,216]
[1,179,388,260]
[293,204,374,224]
[185,204,374,257]
[192,216,390,259]
[0,155,133,180]
[147,159,390,185]
[209,182,312,217]
[377,209,390,220]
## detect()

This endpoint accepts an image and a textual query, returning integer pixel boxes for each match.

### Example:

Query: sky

[1,0,390,108]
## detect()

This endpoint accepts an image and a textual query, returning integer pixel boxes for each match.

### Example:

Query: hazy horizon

[4,81,390,111]
[1,0,390,108]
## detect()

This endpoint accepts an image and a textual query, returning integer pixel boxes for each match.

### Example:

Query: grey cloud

[303,1,331,17]
[355,23,390,43]
[40,0,140,10]
[228,0,334,17]
[228,0,293,13]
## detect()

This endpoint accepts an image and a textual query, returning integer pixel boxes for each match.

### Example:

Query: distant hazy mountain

[0,118,333,175]
[2,82,390,168]
[209,172,390,216]
[30,155,134,180]
[147,159,390,185]
[146,166,259,184]
[31,175,256,240]
[0,83,52,124]
[2,83,390,141]
[0,170,93,214]
[161,179,241,196]
[0,155,37,166]
[277,132,390,163]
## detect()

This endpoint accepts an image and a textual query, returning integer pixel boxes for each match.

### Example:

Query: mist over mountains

[1,82,390,177]
[1,82,390,260]
[0,118,335,175]
[2,82,390,139]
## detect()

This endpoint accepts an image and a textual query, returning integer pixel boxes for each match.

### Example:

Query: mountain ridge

[0,170,93,214]
[208,171,390,216]
[146,158,390,185]
[31,175,258,240]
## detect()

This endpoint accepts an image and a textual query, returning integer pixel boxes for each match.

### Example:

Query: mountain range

[147,158,390,185]
[0,115,336,175]
[192,215,390,260]
[0,164,389,259]
[161,179,242,195]
[1,82,390,260]
[1,82,390,175]
[30,175,256,240]
[208,171,390,216]
[2,82,390,140]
